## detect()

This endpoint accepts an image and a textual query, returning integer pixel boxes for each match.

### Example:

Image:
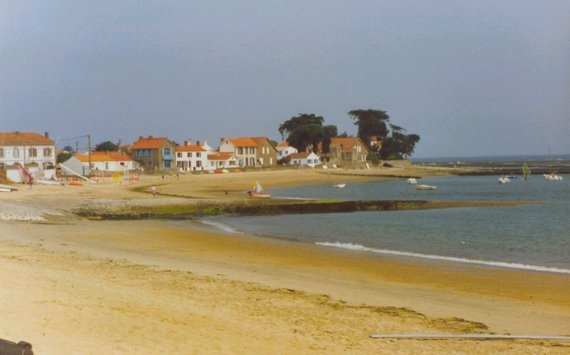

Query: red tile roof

[289,152,312,159]
[330,137,364,152]
[176,144,207,152]
[75,151,134,163]
[131,136,170,149]
[0,131,54,145]
[224,137,259,147]
[207,152,234,161]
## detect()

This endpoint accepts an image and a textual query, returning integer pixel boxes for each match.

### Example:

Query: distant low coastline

[412,154,570,175]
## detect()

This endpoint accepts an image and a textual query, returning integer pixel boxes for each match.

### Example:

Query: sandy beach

[1,166,569,354]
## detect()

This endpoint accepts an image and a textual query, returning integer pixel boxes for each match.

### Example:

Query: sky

[1,0,569,158]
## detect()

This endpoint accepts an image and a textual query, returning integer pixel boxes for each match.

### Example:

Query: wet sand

[1,167,569,354]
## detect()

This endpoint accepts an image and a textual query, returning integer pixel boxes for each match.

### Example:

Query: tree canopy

[94,141,119,152]
[279,114,337,153]
[278,108,420,160]
[348,109,390,145]
[349,109,420,160]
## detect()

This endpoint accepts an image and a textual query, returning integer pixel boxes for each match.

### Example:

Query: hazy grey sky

[1,0,569,157]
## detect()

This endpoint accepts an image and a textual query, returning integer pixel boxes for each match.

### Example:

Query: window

[196,152,201,158]
[0,148,3,158]
[188,152,192,158]
[163,148,171,156]
[177,152,182,158]
[13,148,19,158]
[28,148,38,157]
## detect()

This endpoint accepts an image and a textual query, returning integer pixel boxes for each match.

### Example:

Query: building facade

[0,131,56,170]
[219,137,277,168]
[130,136,176,173]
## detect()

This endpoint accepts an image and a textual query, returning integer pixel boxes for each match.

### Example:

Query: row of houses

[0,131,370,180]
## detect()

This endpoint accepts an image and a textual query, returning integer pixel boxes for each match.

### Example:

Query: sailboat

[522,162,531,181]
[544,172,563,181]
[543,146,563,181]
[248,180,271,198]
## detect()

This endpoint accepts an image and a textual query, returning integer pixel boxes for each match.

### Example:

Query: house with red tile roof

[327,137,369,164]
[218,137,277,168]
[289,151,321,168]
[175,140,211,172]
[74,151,140,173]
[131,136,176,173]
[276,141,298,162]
[0,131,56,170]
[206,151,238,171]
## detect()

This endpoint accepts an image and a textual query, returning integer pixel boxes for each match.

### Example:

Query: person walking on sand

[151,185,156,197]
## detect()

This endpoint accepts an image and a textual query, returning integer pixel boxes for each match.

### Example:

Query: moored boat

[248,180,271,198]
[544,173,563,181]
[498,176,511,184]
[416,184,437,190]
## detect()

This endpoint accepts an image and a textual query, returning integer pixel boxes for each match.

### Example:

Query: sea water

[203,167,570,274]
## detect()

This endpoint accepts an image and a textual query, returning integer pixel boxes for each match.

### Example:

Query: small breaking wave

[316,242,570,274]
[198,219,243,235]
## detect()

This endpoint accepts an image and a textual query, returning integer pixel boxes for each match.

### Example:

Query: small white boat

[248,180,271,198]
[406,178,418,184]
[416,184,437,190]
[498,176,511,184]
[334,183,346,188]
[544,173,563,181]
[0,183,18,192]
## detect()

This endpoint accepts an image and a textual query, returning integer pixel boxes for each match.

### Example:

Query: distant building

[289,152,321,168]
[175,140,211,172]
[327,137,369,164]
[219,137,278,168]
[276,141,298,161]
[130,136,176,173]
[74,151,140,174]
[206,152,238,171]
[0,131,56,170]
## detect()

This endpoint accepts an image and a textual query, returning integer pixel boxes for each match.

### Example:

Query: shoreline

[1,167,570,353]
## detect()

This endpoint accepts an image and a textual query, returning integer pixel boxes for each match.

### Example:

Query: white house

[0,131,56,170]
[276,141,298,161]
[206,152,238,171]
[289,152,321,168]
[75,151,140,174]
[175,141,211,172]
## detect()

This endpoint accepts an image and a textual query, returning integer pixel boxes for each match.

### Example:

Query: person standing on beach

[151,185,156,197]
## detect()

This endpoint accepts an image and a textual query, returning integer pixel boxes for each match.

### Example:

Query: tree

[349,109,420,160]
[95,141,119,152]
[56,151,73,164]
[278,114,336,152]
[321,125,338,155]
[348,109,390,146]
[279,114,324,139]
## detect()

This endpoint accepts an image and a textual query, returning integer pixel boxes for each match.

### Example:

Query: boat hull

[416,184,437,190]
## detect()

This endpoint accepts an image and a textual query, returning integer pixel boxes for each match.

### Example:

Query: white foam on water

[198,219,243,235]
[316,242,570,274]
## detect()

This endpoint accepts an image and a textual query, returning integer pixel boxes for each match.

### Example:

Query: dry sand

[1,166,569,354]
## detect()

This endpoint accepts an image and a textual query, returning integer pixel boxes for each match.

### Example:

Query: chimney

[184,140,191,146]
[45,131,49,139]
[196,140,200,146]
[138,136,143,140]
